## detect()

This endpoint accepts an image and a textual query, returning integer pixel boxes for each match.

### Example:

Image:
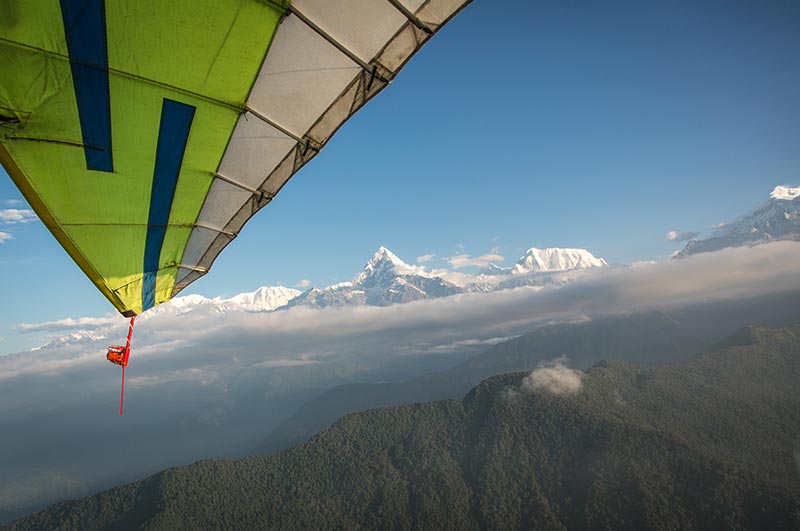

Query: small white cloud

[295,279,311,288]
[447,253,505,269]
[0,231,12,243]
[520,356,584,396]
[711,222,726,230]
[457,242,465,250]
[3,199,22,206]
[15,315,121,333]
[666,229,698,242]
[0,209,37,224]
[416,253,435,264]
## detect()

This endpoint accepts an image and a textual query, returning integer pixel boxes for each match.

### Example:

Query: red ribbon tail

[119,365,125,415]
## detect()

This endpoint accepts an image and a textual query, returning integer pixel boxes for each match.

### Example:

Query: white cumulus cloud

[0,209,37,224]
[521,356,584,396]
[447,253,505,269]
[15,315,121,333]
[416,253,435,264]
[295,279,311,288]
[0,231,11,243]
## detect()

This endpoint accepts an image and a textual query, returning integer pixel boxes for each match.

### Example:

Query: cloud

[521,357,584,395]
[416,253,435,264]
[2,199,22,206]
[447,253,505,269]
[0,209,37,243]
[15,315,121,333]
[8,240,800,383]
[295,279,311,288]
[0,209,36,224]
[666,229,699,241]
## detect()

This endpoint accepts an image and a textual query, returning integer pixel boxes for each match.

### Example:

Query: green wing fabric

[0,0,469,315]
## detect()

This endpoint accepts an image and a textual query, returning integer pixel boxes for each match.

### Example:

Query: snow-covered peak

[221,286,301,311]
[366,246,406,268]
[512,247,607,274]
[141,293,216,318]
[482,263,511,275]
[355,246,427,283]
[770,185,800,201]
[168,293,214,309]
[677,184,800,257]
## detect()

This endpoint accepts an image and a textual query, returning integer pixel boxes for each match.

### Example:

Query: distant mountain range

[148,285,301,316]
[483,246,607,275]
[140,245,608,317]
[286,247,462,308]
[10,323,800,530]
[678,185,800,257]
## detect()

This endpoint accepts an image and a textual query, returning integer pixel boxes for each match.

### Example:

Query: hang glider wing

[0,0,470,315]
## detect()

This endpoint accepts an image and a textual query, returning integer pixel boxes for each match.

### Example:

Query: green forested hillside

[257,311,706,455]
[257,291,800,455]
[7,325,800,530]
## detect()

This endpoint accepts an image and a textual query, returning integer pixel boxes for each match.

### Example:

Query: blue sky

[2,0,799,354]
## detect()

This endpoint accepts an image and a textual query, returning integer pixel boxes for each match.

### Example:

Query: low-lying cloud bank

[3,241,800,386]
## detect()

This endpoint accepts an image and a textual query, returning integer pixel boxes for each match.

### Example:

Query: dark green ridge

[7,324,800,530]
[256,289,800,456]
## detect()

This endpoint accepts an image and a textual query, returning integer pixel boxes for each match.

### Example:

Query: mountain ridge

[485,247,607,275]
[8,324,800,530]
[679,185,800,257]
[254,289,800,457]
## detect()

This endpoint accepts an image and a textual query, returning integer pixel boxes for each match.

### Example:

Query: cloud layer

[7,241,800,383]
[447,252,505,269]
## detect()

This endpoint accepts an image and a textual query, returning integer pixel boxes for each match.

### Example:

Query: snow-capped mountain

[24,245,609,352]
[150,246,608,313]
[141,286,301,319]
[288,247,461,308]
[219,286,301,312]
[485,247,607,275]
[678,185,800,257]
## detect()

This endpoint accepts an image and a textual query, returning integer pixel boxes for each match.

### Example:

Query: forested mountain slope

[8,325,800,530]
[257,290,800,455]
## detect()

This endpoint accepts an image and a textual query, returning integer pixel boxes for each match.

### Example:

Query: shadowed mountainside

[7,324,800,530]
[256,290,800,455]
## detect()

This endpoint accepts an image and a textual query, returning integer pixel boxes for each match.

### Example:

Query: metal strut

[385,0,433,34]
